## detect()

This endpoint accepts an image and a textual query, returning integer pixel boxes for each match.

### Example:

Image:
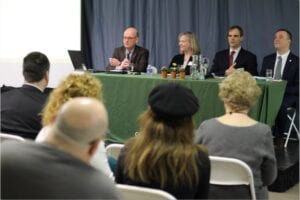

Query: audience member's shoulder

[199,118,216,127]
[254,122,272,135]
[44,87,53,95]
[1,85,16,93]
[1,140,37,154]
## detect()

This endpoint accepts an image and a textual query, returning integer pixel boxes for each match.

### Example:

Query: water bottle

[147,65,153,75]
[199,67,205,80]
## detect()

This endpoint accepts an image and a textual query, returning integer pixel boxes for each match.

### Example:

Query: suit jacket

[106,45,149,72]
[261,52,299,106]
[210,48,258,76]
[1,85,49,139]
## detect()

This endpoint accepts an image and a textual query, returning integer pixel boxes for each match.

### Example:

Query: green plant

[161,66,168,72]
[179,66,186,72]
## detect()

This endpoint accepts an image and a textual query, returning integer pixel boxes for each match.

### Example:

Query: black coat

[210,48,258,76]
[1,85,49,139]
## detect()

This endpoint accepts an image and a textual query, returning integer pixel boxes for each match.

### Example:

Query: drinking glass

[128,63,134,72]
[266,69,273,82]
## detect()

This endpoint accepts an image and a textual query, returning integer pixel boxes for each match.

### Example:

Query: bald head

[124,27,139,37]
[52,97,108,145]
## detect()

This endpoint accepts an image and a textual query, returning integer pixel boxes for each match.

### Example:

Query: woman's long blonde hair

[178,32,201,55]
[42,72,102,126]
[124,108,207,189]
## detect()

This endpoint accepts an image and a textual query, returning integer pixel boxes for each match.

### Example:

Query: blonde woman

[197,71,277,199]
[168,32,201,74]
[115,83,210,199]
[35,72,114,180]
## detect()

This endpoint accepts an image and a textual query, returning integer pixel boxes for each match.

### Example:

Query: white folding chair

[0,133,25,142]
[209,156,256,200]
[284,107,299,148]
[105,143,124,160]
[116,184,176,200]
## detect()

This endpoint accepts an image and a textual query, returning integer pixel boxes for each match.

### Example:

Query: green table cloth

[93,73,287,143]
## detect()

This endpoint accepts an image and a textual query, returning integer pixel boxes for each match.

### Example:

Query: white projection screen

[0,0,80,87]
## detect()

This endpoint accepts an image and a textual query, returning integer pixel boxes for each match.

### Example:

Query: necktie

[229,51,235,66]
[274,56,282,80]
[126,51,131,60]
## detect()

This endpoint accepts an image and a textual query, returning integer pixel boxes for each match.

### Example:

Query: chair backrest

[0,133,25,142]
[209,156,256,200]
[105,143,124,160]
[116,184,176,200]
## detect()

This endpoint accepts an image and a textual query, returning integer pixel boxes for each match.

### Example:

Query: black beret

[148,83,199,119]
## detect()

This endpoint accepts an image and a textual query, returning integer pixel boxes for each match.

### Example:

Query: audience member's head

[274,28,292,53]
[123,27,139,50]
[124,83,203,188]
[45,97,108,162]
[178,31,201,55]
[141,82,199,144]
[227,25,244,49]
[219,71,261,113]
[42,72,102,126]
[22,51,50,90]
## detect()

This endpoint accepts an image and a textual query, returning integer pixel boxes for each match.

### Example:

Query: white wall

[0,0,80,87]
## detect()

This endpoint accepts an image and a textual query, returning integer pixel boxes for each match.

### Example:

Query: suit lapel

[282,53,293,80]
[235,48,245,65]
[223,49,230,67]
[131,46,138,61]
[269,54,276,70]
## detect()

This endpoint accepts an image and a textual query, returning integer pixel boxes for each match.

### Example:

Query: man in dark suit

[107,27,149,72]
[210,25,258,76]
[261,29,299,137]
[1,52,50,139]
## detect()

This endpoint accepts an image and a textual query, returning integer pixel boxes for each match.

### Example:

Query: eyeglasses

[123,36,136,40]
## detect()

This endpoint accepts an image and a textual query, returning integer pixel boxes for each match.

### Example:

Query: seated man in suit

[1,97,120,199]
[1,52,50,139]
[260,29,299,137]
[210,25,258,76]
[107,27,149,72]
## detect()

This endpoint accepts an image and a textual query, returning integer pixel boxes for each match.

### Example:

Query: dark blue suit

[261,52,299,135]
[210,48,258,76]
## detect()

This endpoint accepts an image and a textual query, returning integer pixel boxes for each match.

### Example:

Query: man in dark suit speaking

[210,25,258,76]
[107,27,149,72]
[1,52,50,139]
[261,29,299,137]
